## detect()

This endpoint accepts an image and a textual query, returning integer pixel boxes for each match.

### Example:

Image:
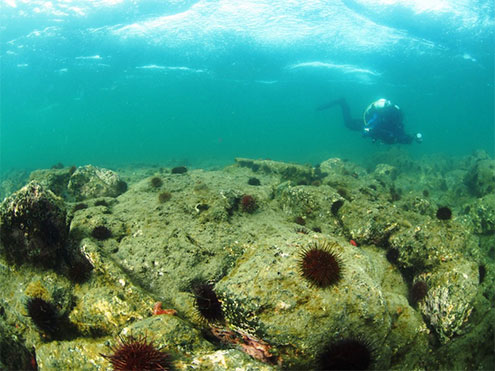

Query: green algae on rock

[0,153,493,370]
[0,181,68,267]
[68,165,127,201]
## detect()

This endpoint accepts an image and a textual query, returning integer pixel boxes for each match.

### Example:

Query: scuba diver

[318,98,423,144]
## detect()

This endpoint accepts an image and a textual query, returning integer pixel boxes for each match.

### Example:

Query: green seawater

[0,1,493,174]
[2,67,493,174]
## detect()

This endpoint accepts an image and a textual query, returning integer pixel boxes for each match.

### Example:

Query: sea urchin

[240,194,257,213]
[436,206,452,220]
[299,241,343,288]
[318,338,373,370]
[150,176,163,189]
[101,336,170,371]
[26,297,60,337]
[411,280,428,305]
[191,280,224,323]
[91,226,112,241]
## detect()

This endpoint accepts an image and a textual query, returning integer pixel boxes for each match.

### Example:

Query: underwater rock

[0,321,34,370]
[48,308,215,369]
[276,183,319,217]
[69,203,126,246]
[215,235,421,369]
[67,165,127,201]
[417,260,478,344]
[235,158,320,185]
[319,158,365,185]
[466,194,495,235]
[29,167,75,197]
[1,155,492,370]
[35,338,109,370]
[464,158,495,197]
[388,220,473,272]
[277,183,341,214]
[397,193,433,215]
[339,199,401,246]
[191,349,274,370]
[67,239,154,336]
[373,163,398,183]
[0,169,29,201]
[275,183,346,235]
[0,181,68,266]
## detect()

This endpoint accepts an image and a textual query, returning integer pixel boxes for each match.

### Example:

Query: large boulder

[29,167,76,197]
[0,181,68,266]
[67,165,127,201]
[464,159,495,197]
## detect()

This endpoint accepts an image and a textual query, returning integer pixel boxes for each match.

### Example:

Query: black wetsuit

[318,98,413,144]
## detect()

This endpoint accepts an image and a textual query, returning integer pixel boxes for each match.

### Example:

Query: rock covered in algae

[192,349,272,370]
[0,169,29,201]
[339,198,402,246]
[388,219,476,271]
[35,338,109,370]
[215,235,427,369]
[67,165,127,200]
[235,157,324,185]
[0,320,34,370]
[0,153,493,370]
[29,166,75,197]
[466,193,495,235]
[464,158,495,197]
[417,260,478,344]
[373,163,398,183]
[0,181,68,266]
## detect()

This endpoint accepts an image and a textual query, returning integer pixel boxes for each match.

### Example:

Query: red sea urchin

[240,194,257,213]
[101,336,170,371]
[299,241,343,288]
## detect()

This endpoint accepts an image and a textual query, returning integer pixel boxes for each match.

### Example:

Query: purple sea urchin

[67,257,93,283]
[26,297,60,337]
[318,338,372,370]
[150,176,163,188]
[171,166,187,174]
[411,280,428,305]
[158,192,172,203]
[91,226,112,241]
[247,177,261,186]
[300,241,343,288]
[73,203,88,212]
[436,206,452,220]
[101,336,170,371]
[331,200,344,216]
[386,248,400,264]
[191,281,224,323]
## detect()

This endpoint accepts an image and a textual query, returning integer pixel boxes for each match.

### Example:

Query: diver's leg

[330,98,362,131]
[397,133,413,144]
[340,101,362,131]
[317,98,362,131]
[316,98,345,111]
[347,118,363,131]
